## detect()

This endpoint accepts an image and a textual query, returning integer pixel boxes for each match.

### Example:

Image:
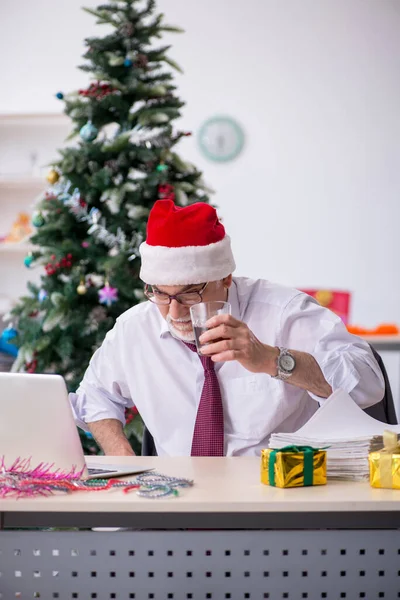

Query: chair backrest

[364,345,398,425]
[141,425,158,456]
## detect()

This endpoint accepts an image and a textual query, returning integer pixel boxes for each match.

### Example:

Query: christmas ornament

[79,82,117,100]
[24,253,34,268]
[0,458,194,500]
[80,121,98,142]
[123,58,133,67]
[55,92,64,100]
[25,358,38,373]
[77,280,87,295]
[46,169,60,185]
[158,183,175,201]
[99,282,119,307]
[38,289,48,302]
[1,326,17,343]
[156,163,168,172]
[45,253,73,276]
[0,327,18,357]
[32,211,45,228]
[125,406,139,425]
[81,241,90,248]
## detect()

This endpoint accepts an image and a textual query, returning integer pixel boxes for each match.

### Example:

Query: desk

[1,456,400,598]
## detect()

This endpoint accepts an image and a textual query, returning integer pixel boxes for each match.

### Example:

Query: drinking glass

[190,301,231,354]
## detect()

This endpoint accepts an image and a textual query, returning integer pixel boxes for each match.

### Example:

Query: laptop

[0,372,152,480]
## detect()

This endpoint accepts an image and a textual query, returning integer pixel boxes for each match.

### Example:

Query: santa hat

[139,200,236,285]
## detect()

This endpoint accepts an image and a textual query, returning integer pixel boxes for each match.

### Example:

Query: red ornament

[158,184,175,201]
[45,253,73,276]
[26,359,38,373]
[125,406,139,424]
[79,81,117,100]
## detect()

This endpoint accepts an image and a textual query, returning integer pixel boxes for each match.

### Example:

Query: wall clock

[198,116,245,162]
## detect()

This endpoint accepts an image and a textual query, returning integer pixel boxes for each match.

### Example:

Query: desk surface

[1,456,399,515]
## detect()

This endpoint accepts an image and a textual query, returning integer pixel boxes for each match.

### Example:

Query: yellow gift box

[261,446,327,488]
[369,430,400,489]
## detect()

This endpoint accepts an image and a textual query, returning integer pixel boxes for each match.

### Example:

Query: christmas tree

[7,0,211,455]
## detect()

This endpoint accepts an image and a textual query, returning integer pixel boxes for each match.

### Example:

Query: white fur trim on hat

[139,235,236,285]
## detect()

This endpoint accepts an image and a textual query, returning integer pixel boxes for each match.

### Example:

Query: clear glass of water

[190,301,231,354]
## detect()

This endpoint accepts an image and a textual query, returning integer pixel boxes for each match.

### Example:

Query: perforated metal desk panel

[1,457,400,599]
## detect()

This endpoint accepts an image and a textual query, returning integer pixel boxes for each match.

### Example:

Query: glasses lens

[178,293,202,306]
[146,289,170,305]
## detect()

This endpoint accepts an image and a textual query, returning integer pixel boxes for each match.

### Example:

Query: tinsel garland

[0,458,193,499]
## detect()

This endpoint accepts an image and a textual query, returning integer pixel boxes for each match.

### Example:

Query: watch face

[280,353,295,373]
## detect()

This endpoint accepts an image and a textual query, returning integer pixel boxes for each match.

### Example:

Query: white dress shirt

[70,277,384,456]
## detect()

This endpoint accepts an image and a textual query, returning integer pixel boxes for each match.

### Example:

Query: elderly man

[70,199,384,456]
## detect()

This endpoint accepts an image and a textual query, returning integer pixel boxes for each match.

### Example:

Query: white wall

[1,0,400,326]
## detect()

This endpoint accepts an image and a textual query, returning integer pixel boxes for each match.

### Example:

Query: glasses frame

[144,282,209,306]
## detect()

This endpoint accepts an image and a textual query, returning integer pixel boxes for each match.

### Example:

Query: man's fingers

[199,323,236,344]
[205,313,241,329]
[210,349,239,363]
[200,339,236,356]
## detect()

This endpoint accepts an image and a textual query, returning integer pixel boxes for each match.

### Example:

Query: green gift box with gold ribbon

[261,446,327,488]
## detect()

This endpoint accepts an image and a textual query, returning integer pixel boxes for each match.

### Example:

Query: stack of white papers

[269,389,400,480]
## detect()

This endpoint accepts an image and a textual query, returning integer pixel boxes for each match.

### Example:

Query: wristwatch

[273,347,296,380]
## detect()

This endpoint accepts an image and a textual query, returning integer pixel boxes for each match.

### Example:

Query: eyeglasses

[144,282,209,306]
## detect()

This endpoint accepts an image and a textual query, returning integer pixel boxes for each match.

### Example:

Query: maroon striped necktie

[184,343,225,456]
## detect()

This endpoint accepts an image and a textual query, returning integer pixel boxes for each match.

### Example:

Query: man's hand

[199,314,278,375]
[199,314,333,398]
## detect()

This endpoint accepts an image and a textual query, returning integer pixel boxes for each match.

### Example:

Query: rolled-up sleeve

[280,293,385,408]
[69,319,134,431]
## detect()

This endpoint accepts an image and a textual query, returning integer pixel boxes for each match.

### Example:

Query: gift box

[300,289,351,325]
[369,431,400,489]
[261,446,327,488]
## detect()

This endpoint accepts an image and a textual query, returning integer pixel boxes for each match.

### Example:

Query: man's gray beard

[166,315,195,342]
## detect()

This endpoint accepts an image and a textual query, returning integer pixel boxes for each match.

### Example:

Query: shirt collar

[158,279,240,339]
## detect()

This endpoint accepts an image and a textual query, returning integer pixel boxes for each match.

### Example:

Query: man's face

[154,275,232,341]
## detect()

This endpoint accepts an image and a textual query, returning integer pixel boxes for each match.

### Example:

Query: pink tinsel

[0,457,89,499]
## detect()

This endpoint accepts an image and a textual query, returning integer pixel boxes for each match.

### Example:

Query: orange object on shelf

[1,212,32,244]
[346,324,399,336]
